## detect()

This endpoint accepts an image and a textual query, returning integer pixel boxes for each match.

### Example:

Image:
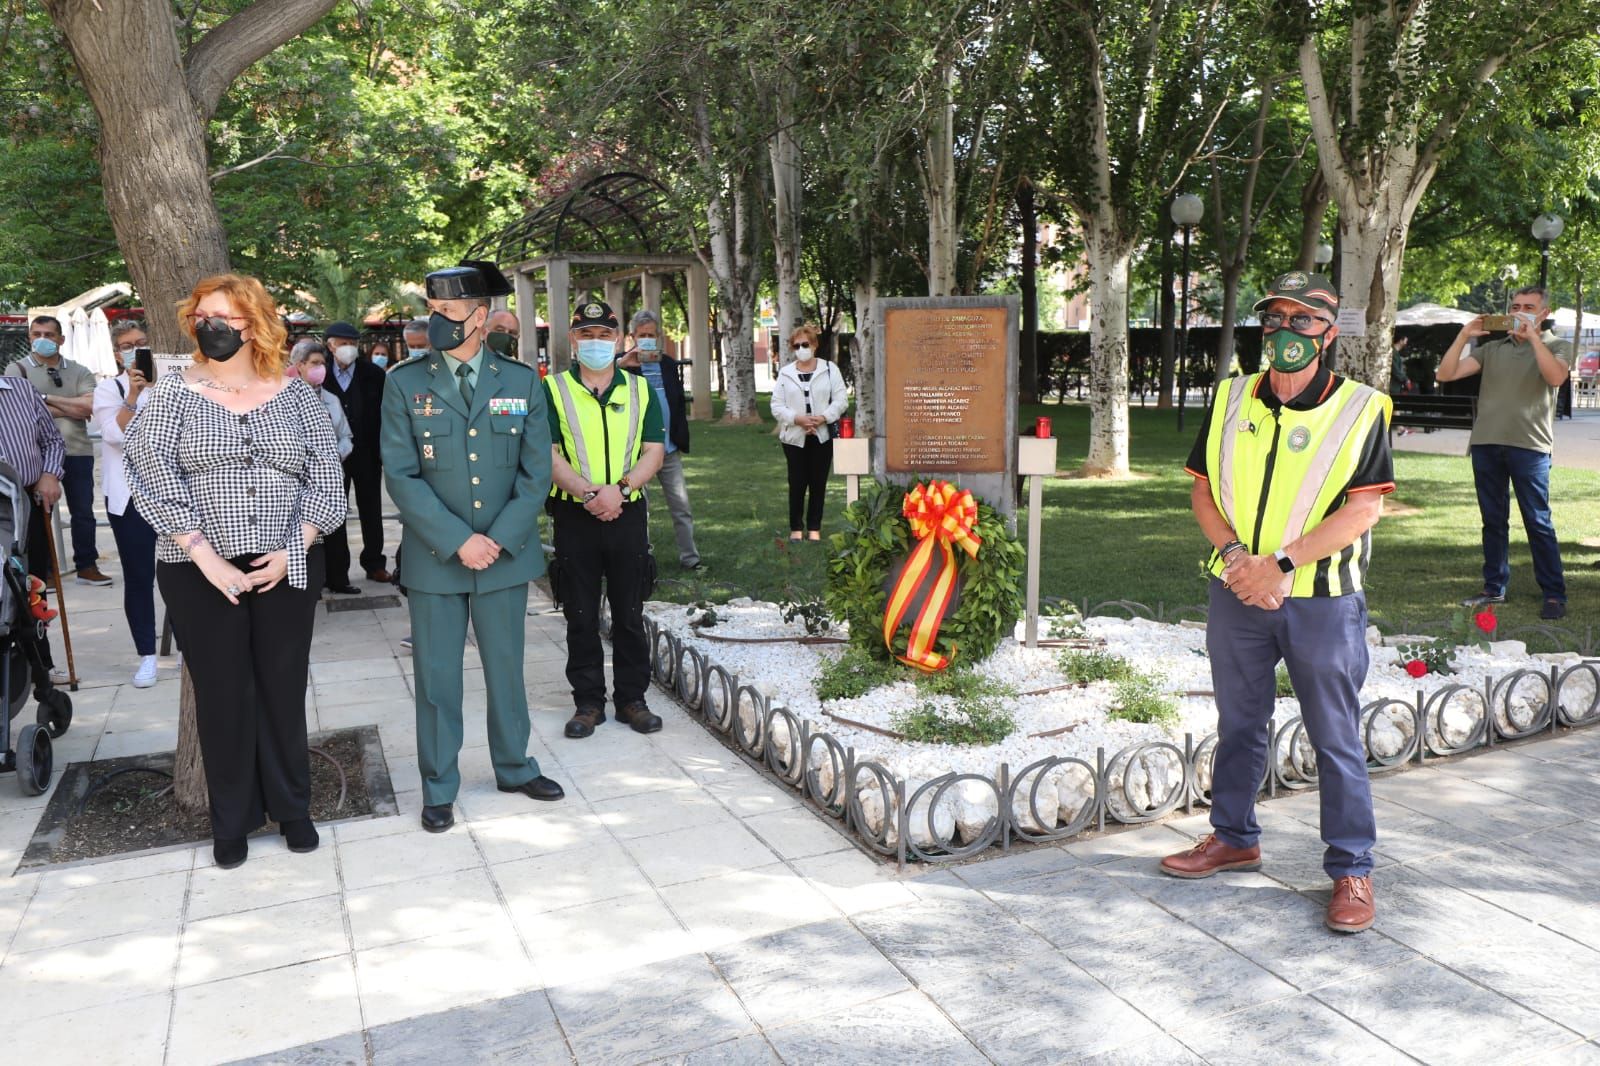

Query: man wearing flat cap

[381,260,564,833]
[545,298,666,739]
[1164,270,1394,935]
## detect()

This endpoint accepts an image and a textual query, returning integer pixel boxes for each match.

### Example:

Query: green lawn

[633,399,1600,643]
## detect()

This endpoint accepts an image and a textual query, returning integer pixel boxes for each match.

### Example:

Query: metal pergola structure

[466,172,713,419]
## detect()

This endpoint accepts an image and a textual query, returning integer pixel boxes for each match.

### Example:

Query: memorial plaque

[883,306,1009,473]
[874,295,1019,515]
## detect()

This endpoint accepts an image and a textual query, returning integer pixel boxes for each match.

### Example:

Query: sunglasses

[1259,312,1330,332]
[45,367,61,387]
[194,314,247,331]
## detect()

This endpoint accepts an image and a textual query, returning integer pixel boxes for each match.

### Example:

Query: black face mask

[428,309,478,352]
[196,319,245,362]
[486,330,517,357]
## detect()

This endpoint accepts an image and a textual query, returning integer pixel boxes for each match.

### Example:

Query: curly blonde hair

[176,273,287,378]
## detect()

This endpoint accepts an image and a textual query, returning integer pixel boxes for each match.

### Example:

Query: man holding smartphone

[1435,286,1575,620]
[11,316,110,587]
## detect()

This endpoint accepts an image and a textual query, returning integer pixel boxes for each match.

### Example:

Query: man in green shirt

[11,316,110,586]
[1435,285,1575,620]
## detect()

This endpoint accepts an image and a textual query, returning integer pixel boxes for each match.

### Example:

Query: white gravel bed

[648,599,1586,846]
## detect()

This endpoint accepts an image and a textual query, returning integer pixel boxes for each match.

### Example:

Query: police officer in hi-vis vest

[545,299,666,739]
[381,261,565,833]
[1162,270,1395,935]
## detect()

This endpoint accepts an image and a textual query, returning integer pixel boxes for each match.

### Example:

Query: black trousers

[157,548,324,840]
[331,452,386,579]
[552,500,651,709]
[783,437,833,532]
[23,496,55,669]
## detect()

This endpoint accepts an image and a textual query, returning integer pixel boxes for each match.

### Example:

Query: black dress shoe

[565,706,606,738]
[327,582,361,595]
[213,837,248,869]
[420,803,455,833]
[279,818,319,853]
[497,775,565,802]
[616,700,663,734]
[1542,598,1568,621]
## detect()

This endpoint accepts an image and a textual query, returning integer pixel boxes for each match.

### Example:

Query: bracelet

[580,489,599,503]
[122,401,137,413]
[179,531,207,555]
[1219,540,1246,560]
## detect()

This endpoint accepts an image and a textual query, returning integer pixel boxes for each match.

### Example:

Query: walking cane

[42,508,78,691]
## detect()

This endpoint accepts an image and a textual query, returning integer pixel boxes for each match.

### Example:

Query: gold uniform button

[469,453,478,461]
[469,428,478,437]
[473,500,482,509]
[472,477,481,485]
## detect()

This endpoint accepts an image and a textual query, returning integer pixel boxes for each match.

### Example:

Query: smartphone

[134,347,155,382]
[1481,314,1514,332]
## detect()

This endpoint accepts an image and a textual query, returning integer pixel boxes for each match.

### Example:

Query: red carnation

[1474,609,1497,635]
[1403,659,1428,678]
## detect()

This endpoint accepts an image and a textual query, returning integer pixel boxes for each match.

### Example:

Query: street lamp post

[1171,193,1204,430]
[1314,242,1334,272]
[1532,213,1564,290]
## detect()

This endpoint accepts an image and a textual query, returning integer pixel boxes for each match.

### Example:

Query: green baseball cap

[1254,271,1339,319]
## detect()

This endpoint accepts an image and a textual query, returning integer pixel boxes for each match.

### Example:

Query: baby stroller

[0,459,72,796]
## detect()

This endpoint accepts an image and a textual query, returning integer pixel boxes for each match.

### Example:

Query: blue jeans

[62,454,98,572]
[107,501,158,655]
[1206,581,1377,879]
[1470,445,1565,602]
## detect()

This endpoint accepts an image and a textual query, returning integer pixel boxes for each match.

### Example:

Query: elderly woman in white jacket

[769,325,848,540]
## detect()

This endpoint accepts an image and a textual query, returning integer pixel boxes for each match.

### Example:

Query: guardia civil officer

[545,300,666,738]
[380,261,564,833]
[1162,270,1394,934]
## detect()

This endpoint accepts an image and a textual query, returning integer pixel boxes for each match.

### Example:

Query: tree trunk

[1156,210,1176,407]
[1081,226,1133,477]
[1213,261,1244,387]
[768,85,804,360]
[1333,203,1410,388]
[1017,179,1039,405]
[1294,168,1330,272]
[693,98,761,423]
[921,60,958,297]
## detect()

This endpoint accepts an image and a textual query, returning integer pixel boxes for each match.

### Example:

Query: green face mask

[486,330,517,357]
[1263,328,1322,372]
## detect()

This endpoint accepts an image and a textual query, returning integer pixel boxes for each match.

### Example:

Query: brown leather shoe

[1159,833,1262,879]
[1326,875,1376,933]
[366,568,393,583]
[564,706,606,739]
[615,700,662,734]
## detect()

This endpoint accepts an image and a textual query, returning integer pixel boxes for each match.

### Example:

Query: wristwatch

[1273,549,1295,573]
[616,476,632,494]
[580,489,599,503]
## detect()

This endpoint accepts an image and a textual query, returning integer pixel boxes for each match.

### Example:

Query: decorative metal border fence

[627,604,1600,870]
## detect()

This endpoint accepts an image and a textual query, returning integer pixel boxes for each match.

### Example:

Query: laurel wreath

[824,479,1025,666]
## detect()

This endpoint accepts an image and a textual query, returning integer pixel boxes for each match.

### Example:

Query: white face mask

[333,345,358,366]
[794,345,813,361]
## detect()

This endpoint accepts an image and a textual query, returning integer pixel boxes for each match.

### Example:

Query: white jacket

[318,388,354,460]
[770,359,849,446]
[92,373,150,516]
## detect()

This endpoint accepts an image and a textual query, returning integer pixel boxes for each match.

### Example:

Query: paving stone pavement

[3,511,1600,1064]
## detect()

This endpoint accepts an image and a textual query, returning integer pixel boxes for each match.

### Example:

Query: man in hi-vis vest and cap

[381,260,565,834]
[1163,270,1395,934]
[545,299,665,740]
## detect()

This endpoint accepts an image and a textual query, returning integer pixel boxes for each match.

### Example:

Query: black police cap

[425,260,513,300]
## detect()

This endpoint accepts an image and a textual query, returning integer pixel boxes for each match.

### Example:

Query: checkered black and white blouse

[124,375,347,590]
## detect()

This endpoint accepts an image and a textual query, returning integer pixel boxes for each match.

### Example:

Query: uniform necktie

[456,362,473,406]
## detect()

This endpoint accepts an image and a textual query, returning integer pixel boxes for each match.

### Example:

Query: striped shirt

[124,376,347,590]
[0,377,66,489]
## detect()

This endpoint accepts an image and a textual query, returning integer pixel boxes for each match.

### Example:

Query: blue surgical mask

[637,337,659,352]
[576,338,616,370]
[407,347,429,360]
[371,354,389,369]
[30,338,58,359]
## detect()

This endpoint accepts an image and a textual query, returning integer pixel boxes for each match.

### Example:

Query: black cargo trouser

[550,499,653,710]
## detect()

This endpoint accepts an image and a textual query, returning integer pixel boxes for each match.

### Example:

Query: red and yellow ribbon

[882,481,982,671]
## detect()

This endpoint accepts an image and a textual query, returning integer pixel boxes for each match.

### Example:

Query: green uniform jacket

[380,349,553,594]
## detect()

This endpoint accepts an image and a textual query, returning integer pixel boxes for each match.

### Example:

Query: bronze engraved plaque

[883,305,1009,473]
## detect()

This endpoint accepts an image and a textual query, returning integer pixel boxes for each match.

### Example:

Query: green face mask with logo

[1263,328,1323,372]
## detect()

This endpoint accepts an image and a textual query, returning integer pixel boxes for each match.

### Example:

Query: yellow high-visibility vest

[545,370,650,502]
[1204,372,1392,597]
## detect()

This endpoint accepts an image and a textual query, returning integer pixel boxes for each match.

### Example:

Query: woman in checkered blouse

[124,274,347,871]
